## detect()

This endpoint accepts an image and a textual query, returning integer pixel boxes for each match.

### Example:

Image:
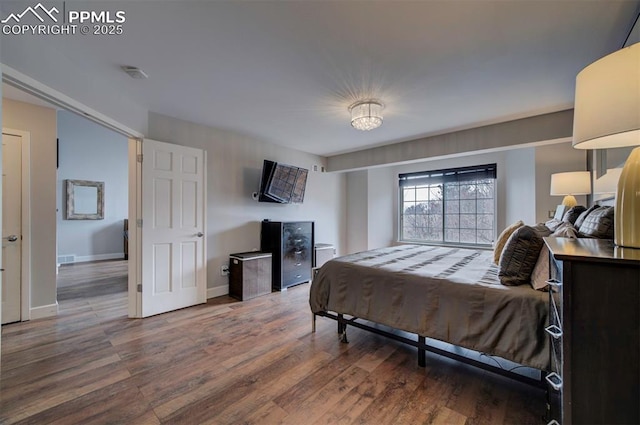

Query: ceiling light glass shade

[572,42,640,150]
[349,100,384,131]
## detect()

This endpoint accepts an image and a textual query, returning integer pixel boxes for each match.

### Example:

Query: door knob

[3,235,18,242]
[196,232,204,237]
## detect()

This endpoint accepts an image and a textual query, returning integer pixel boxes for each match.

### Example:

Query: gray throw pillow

[574,205,600,229]
[578,206,614,239]
[498,225,545,286]
[544,219,563,232]
[553,222,578,238]
[562,206,587,225]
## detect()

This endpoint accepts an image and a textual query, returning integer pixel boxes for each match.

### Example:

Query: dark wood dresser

[260,221,314,291]
[544,237,640,425]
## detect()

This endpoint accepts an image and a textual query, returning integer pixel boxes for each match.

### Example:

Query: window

[399,164,497,247]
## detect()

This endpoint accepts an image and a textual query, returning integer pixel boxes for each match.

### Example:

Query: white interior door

[138,139,207,317]
[2,133,22,324]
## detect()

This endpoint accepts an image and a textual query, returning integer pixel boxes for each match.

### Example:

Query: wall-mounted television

[258,160,308,204]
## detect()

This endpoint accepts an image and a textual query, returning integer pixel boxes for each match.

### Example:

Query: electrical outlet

[221,265,229,276]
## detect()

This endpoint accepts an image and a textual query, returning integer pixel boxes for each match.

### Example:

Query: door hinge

[136,219,143,228]
[137,154,143,163]
[137,284,142,293]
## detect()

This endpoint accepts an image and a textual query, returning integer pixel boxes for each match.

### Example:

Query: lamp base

[615,147,640,248]
[561,195,578,207]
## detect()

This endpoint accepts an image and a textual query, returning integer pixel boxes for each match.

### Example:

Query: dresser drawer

[547,286,563,382]
[283,268,311,287]
[283,256,307,273]
[548,254,563,324]
[283,222,312,237]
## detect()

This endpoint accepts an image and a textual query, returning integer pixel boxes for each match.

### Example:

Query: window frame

[398,164,497,248]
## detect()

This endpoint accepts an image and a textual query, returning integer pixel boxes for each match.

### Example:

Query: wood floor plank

[210,350,333,424]
[280,364,371,425]
[0,259,546,424]
[350,355,427,424]
[2,363,131,424]
[311,344,412,425]
[234,400,289,425]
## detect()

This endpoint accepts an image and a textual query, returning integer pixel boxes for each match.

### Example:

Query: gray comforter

[309,244,550,370]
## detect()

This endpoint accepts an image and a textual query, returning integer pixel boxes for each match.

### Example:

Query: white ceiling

[1,1,638,156]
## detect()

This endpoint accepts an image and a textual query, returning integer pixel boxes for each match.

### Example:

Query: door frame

[3,66,145,322]
[2,128,32,321]
[128,138,142,317]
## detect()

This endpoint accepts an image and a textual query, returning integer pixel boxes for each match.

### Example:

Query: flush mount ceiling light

[349,100,384,131]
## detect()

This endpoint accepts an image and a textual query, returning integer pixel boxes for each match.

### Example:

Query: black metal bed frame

[312,310,547,389]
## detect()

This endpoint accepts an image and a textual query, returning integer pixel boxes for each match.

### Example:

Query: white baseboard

[60,253,125,264]
[207,285,229,299]
[30,302,58,320]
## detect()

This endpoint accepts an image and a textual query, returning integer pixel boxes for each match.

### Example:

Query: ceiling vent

[121,66,148,79]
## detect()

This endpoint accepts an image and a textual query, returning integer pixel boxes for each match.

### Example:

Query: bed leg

[337,314,349,343]
[312,313,316,333]
[418,335,426,367]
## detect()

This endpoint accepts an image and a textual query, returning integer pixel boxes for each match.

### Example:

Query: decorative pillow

[532,223,553,237]
[493,220,524,264]
[544,219,563,232]
[574,205,600,229]
[552,222,578,238]
[530,248,549,291]
[578,206,614,239]
[498,225,545,286]
[562,206,587,225]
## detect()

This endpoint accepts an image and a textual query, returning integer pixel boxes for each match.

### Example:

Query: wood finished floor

[1,260,546,424]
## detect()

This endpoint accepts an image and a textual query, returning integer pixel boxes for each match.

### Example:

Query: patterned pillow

[498,225,545,286]
[578,206,614,239]
[562,206,587,225]
[574,205,600,229]
[493,220,524,265]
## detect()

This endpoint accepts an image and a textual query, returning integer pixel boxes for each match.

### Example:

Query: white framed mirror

[65,179,104,220]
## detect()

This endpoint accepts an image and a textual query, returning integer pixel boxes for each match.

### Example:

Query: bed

[309,244,550,379]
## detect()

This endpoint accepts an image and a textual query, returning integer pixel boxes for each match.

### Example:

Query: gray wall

[534,143,589,223]
[57,110,128,262]
[345,170,368,253]
[3,98,57,310]
[342,142,589,251]
[148,112,347,293]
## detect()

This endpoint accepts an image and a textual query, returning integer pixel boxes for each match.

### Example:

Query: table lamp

[550,171,592,207]
[572,42,640,248]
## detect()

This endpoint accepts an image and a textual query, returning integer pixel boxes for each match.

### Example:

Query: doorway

[55,110,129,312]
[2,74,207,327]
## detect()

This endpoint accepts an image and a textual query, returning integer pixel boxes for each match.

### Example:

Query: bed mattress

[309,244,550,370]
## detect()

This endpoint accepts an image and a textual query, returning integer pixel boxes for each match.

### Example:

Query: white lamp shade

[550,171,592,196]
[573,42,640,149]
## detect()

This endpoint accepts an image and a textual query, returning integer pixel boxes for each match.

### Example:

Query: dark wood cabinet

[544,237,640,425]
[261,221,314,291]
[229,252,272,301]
